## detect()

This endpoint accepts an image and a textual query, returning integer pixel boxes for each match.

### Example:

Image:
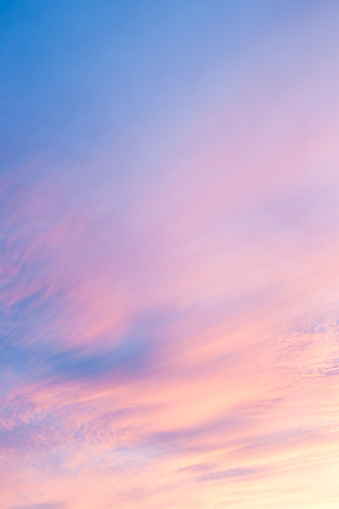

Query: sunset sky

[1,1,339,508]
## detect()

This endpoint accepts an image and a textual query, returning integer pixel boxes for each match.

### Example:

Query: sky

[1,1,339,508]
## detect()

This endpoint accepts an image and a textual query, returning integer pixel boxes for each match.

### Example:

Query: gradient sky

[1,1,339,508]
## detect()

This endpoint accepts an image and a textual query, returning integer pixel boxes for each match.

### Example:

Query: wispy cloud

[1,1,339,508]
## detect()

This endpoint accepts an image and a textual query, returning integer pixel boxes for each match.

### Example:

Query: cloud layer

[1,1,339,508]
